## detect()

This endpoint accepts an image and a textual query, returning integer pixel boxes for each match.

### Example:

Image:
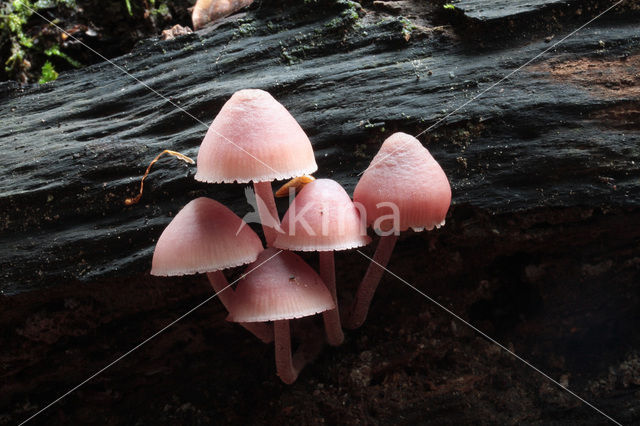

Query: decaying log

[1,0,638,295]
[1,0,639,424]
[455,0,569,20]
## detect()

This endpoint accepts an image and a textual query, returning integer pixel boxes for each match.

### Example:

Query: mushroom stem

[207,271,273,343]
[274,320,300,384]
[206,271,235,307]
[345,234,399,329]
[318,251,344,346]
[253,181,280,246]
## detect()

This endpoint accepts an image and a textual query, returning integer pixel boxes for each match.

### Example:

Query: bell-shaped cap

[353,132,451,233]
[195,89,318,184]
[274,179,370,251]
[151,197,263,276]
[227,248,335,323]
[192,0,254,30]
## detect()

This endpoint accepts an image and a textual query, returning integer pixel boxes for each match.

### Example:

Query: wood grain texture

[1,1,640,424]
[1,0,638,295]
[454,0,569,20]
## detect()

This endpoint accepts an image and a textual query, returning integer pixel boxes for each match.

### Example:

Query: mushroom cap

[151,197,263,276]
[274,179,371,251]
[227,248,335,323]
[353,132,451,233]
[195,89,318,184]
[192,0,255,30]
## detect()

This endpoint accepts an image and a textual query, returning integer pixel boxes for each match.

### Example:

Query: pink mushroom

[192,0,255,30]
[195,89,317,246]
[151,197,272,343]
[274,179,370,346]
[345,132,451,329]
[227,248,335,384]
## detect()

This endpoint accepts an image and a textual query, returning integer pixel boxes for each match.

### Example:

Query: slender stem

[207,271,273,343]
[319,251,344,346]
[274,320,299,384]
[345,234,399,329]
[206,270,234,306]
[253,181,280,246]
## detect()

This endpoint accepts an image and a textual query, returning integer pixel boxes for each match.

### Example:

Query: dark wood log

[1,0,638,295]
[455,0,569,20]
[1,0,639,424]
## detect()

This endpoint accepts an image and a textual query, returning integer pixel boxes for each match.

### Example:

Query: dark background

[1,1,639,424]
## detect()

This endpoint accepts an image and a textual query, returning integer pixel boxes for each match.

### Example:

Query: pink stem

[345,234,399,329]
[206,271,235,307]
[274,320,300,384]
[319,251,344,346]
[253,181,280,246]
[207,271,273,343]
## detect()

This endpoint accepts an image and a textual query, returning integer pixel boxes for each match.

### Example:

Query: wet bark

[1,0,639,424]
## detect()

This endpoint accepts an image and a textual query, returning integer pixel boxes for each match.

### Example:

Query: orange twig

[275,175,315,198]
[125,150,195,205]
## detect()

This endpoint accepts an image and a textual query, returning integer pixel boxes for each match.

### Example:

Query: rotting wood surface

[1,1,640,424]
[1,0,638,295]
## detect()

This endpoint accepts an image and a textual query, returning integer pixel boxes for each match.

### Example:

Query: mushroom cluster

[150,89,451,383]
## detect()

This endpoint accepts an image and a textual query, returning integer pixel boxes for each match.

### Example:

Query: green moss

[1,0,80,80]
[325,0,362,29]
[124,0,168,18]
[45,44,81,67]
[374,16,417,41]
[266,21,281,33]
[325,17,342,28]
[280,42,298,65]
[230,17,258,39]
[276,30,327,66]
[237,22,257,36]
[150,2,170,18]
[398,17,416,40]
[38,60,58,83]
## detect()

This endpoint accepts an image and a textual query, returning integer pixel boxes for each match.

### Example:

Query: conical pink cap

[274,179,371,251]
[195,89,318,184]
[353,132,451,233]
[151,197,263,276]
[192,0,254,30]
[227,248,335,322]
